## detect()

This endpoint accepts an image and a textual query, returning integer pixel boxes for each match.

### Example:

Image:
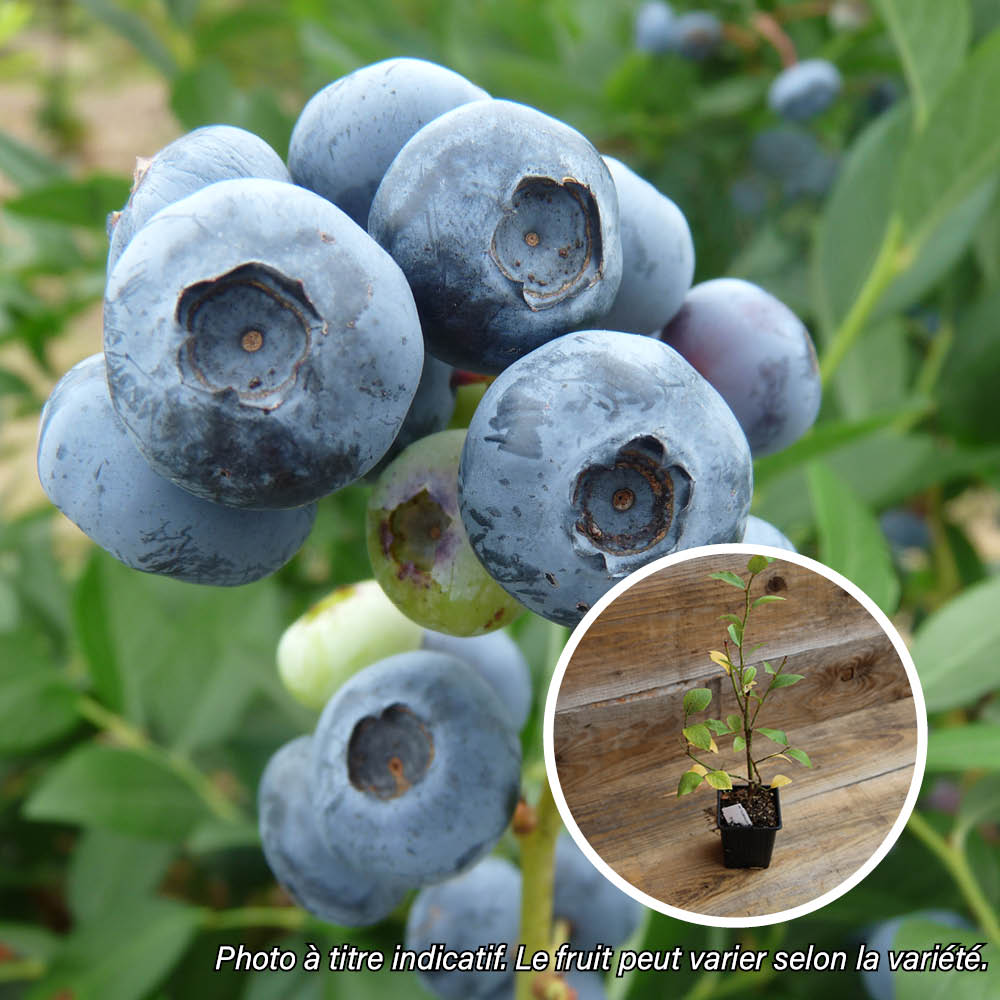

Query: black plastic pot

[716,786,782,869]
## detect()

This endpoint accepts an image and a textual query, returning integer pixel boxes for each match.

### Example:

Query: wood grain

[552,552,918,919]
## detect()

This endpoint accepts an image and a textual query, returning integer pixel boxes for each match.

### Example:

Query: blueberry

[743,515,797,552]
[37,355,315,586]
[277,579,424,710]
[553,833,644,950]
[310,651,522,885]
[107,125,289,274]
[671,11,723,60]
[369,99,623,373]
[288,58,488,228]
[459,330,752,626]
[600,157,694,334]
[657,278,821,457]
[365,354,456,482]
[634,1,675,53]
[405,855,521,1000]
[420,628,533,732]
[768,59,842,122]
[104,177,424,509]
[366,429,524,636]
[258,736,407,925]
[729,174,769,218]
[751,128,838,199]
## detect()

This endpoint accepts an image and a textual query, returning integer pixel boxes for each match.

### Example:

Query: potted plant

[676,554,812,869]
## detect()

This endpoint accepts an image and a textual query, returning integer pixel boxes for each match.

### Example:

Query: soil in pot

[720,785,779,827]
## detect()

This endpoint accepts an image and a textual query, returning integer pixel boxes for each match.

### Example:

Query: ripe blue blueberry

[459,330,753,626]
[258,736,407,925]
[104,178,423,509]
[634,2,675,53]
[288,57,488,228]
[37,355,315,585]
[768,59,842,122]
[553,834,644,950]
[369,100,623,373]
[671,11,723,60]
[404,855,521,1000]
[107,125,289,274]
[600,157,694,334]
[743,515,797,552]
[310,651,522,885]
[420,628,533,732]
[657,278,821,457]
[751,128,838,200]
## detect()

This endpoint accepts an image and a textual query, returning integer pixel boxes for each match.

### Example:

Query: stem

[200,906,309,932]
[76,695,246,826]
[0,959,45,983]
[751,12,798,67]
[907,810,1000,950]
[820,217,905,385]
[516,778,562,1000]
[686,748,748,784]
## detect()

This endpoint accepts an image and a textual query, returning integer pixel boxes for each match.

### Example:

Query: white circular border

[543,542,928,928]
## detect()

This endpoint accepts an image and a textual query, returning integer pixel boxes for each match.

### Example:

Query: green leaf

[0,128,66,189]
[709,571,746,590]
[6,174,131,228]
[785,748,812,768]
[683,687,712,715]
[24,897,198,1000]
[76,0,178,77]
[726,714,743,732]
[872,0,970,129]
[727,623,743,648]
[72,553,123,712]
[912,573,1000,712]
[926,724,1000,772]
[704,771,733,791]
[763,661,776,674]
[893,917,1000,999]
[770,674,805,688]
[752,595,785,608]
[955,775,1000,841]
[23,745,209,840]
[67,829,174,923]
[741,665,757,688]
[677,770,704,796]
[705,718,731,735]
[812,104,911,334]
[898,29,1000,255]
[746,555,770,574]
[733,736,746,752]
[717,613,743,627]
[808,460,901,614]
[683,724,712,751]
[757,727,789,746]
[0,670,79,753]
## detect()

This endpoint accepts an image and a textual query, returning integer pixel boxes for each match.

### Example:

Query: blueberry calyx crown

[347,703,435,800]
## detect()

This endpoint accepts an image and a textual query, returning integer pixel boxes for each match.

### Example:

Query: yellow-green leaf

[678,770,704,795]
[709,650,732,674]
[705,770,733,790]
[683,724,712,751]
[683,687,712,715]
[689,763,708,776]
[770,774,793,788]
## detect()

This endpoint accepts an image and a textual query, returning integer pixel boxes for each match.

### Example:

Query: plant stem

[0,959,45,983]
[750,12,797,67]
[200,905,310,932]
[819,216,904,386]
[516,778,562,1000]
[906,810,1000,950]
[76,695,246,826]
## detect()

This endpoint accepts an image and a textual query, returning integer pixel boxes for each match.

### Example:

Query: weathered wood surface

[552,552,918,918]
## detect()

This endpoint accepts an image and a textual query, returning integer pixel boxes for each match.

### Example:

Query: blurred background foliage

[1,0,1000,998]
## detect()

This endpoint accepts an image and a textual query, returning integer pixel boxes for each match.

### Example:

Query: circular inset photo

[545,546,925,926]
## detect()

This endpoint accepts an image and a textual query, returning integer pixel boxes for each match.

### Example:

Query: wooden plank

[560,700,918,918]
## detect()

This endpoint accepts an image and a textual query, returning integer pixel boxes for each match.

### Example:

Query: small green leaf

[763,661,776,674]
[683,724,712,751]
[770,674,805,688]
[683,687,712,715]
[733,736,746,752]
[746,555,771,574]
[785,748,812,768]
[741,665,757,687]
[726,714,742,732]
[705,771,733,790]
[709,571,747,590]
[717,613,743,627]
[705,718,731,735]
[678,770,704,796]
[753,595,786,608]
[757,727,789,745]
[727,623,743,648]
[6,174,131,228]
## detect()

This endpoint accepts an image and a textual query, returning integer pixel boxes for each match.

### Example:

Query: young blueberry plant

[677,555,812,808]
